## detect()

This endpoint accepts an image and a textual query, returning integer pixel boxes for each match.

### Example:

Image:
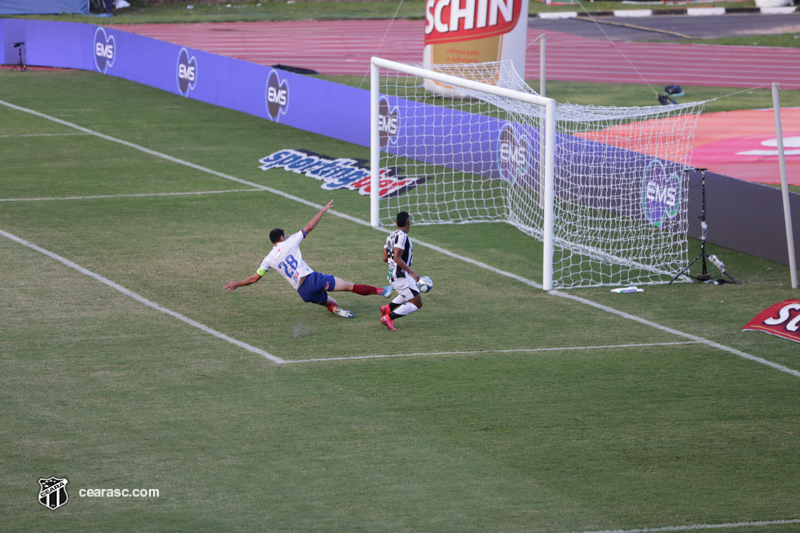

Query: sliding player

[380,211,423,330]
[225,199,392,318]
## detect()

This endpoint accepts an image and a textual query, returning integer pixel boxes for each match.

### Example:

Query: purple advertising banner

[0,19,370,147]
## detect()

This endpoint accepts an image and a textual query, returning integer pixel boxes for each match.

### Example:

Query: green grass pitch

[1,70,799,532]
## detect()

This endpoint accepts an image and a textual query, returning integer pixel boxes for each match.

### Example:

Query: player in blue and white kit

[225,199,392,318]
[380,211,423,330]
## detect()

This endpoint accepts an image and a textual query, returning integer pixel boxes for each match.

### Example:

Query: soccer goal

[369,57,705,290]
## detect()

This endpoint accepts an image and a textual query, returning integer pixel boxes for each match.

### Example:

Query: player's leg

[332,278,354,291]
[382,293,407,316]
[331,276,391,297]
[323,294,354,318]
[298,273,354,318]
[391,293,422,317]
[380,277,421,330]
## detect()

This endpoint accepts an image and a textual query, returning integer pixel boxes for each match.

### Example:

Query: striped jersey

[385,229,413,280]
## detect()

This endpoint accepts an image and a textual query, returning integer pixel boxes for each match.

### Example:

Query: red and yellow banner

[424,0,524,46]
[422,0,529,94]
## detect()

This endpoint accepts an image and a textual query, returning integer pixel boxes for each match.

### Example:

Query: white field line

[0,132,90,138]
[284,342,700,364]
[0,98,289,197]
[577,517,800,533]
[553,290,800,379]
[0,189,261,202]
[3,98,798,377]
[0,229,285,365]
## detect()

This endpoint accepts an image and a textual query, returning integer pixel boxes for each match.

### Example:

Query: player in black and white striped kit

[381,211,423,330]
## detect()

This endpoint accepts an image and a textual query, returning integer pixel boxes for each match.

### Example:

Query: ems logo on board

[642,159,680,228]
[265,70,289,121]
[743,299,800,344]
[378,97,399,149]
[497,123,528,184]
[93,27,116,73]
[176,48,198,96]
[38,476,69,511]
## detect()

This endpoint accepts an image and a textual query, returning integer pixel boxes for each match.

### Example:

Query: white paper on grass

[610,286,644,293]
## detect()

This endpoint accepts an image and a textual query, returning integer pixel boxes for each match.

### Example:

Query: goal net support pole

[772,82,798,289]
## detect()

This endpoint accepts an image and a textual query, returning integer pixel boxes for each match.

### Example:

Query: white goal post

[370,56,557,289]
[370,57,704,290]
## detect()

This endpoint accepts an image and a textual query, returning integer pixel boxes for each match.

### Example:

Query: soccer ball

[417,276,433,293]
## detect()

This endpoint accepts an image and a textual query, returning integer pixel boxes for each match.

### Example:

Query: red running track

[112,19,800,90]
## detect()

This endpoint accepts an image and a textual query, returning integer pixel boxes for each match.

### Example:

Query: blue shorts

[297,271,336,304]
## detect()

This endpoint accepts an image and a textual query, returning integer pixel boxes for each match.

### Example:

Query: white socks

[392,302,418,317]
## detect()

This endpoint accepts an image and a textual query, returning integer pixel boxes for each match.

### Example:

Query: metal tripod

[670,168,715,284]
[10,42,27,72]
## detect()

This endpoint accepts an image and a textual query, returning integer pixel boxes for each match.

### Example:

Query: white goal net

[370,57,705,290]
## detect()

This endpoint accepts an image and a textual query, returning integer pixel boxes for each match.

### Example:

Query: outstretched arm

[225,272,262,292]
[303,199,334,236]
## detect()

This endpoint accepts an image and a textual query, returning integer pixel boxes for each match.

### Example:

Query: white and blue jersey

[257,229,314,290]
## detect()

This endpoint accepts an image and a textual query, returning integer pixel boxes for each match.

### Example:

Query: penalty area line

[284,341,701,364]
[0,229,285,365]
[0,98,318,207]
[577,517,800,533]
[0,189,263,202]
[0,132,90,138]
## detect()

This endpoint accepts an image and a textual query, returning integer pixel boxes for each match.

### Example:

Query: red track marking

[525,30,800,90]
[692,108,800,185]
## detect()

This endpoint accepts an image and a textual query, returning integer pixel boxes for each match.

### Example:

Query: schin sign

[423,0,529,95]
[425,0,523,41]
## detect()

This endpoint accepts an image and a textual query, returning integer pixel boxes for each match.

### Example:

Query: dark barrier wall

[2,19,798,266]
[688,170,800,266]
[0,0,88,15]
